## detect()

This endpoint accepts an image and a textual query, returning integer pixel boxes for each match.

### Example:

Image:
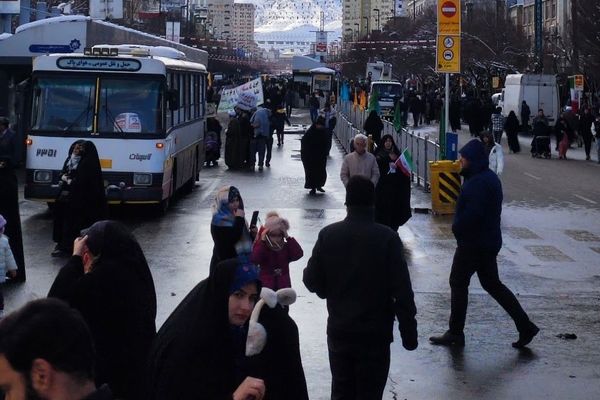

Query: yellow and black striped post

[429,160,462,214]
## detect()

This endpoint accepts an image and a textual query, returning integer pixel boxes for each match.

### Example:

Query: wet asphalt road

[5,110,600,399]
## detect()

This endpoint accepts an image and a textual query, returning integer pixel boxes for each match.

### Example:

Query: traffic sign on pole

[436,34,460,73]
[438,0,461,35]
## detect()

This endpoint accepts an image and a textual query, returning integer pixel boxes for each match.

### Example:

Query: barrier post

[429,160,461,215]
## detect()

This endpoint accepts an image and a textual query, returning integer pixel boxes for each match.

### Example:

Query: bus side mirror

[167,89,179,111]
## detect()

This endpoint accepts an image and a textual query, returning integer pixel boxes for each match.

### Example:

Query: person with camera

[251,211,303,291]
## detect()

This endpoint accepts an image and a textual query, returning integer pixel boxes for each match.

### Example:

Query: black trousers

[582,133,593,157]
[449,246,532,334]
[328,337,390,400]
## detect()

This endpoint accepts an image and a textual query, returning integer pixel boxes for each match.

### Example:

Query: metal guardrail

[335,100,440,191]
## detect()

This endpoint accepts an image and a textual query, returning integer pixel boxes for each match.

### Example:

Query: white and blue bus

[25,44,208,211]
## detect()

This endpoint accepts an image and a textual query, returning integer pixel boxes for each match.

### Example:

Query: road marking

[573,194,597,205]
[524,172,542,180]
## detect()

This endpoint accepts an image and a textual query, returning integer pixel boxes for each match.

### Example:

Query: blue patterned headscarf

[211,186,244,227]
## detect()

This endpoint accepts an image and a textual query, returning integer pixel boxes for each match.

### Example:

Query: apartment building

[521,0,571,45]
[207,0,234,40]
[343,0,398,40]
[232,2,255,47]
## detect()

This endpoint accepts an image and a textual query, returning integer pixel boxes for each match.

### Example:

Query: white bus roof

[32,53,207,74]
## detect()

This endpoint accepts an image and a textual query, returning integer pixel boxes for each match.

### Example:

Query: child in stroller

[530,119,551,158]
[205,117,222,167]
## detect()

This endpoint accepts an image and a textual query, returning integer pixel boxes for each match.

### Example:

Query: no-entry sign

[438,0,461,35]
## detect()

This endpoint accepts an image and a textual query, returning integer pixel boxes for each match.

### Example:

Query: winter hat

[264,215,290,235]
[0,214,6,233]
[345,175,375,207]
[229,262,260,295]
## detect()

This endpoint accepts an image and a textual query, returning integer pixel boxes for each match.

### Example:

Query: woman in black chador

[145,258,309,400]
[300,117,329,195]
[374,134,412,231]
[49,220,157,400]
[363,110,384,145]
[0,117,25,281]
[52,140,107,256]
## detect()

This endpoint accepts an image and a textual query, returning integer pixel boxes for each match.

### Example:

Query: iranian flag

[395,149,414,177]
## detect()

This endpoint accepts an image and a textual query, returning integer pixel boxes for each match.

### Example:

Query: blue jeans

[250,136,267,167]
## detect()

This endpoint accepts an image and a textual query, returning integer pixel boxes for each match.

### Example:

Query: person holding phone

[210,186,256,275]
[251,212,303,290]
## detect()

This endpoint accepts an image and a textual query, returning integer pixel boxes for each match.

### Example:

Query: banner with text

[217,78,265,114]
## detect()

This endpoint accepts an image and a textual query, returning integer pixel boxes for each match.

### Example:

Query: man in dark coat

[301,117,329,195]
[579,107,595,160]
[0,298,115,400]
[430,140,539,348]
[0,117,25,281]
[303,176,418,399]
[48,220,157,400]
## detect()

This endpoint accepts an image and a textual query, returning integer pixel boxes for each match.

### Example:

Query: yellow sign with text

[438,0,461,35]
[436,35,461,73]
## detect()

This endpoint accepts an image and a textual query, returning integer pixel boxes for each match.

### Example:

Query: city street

[4,110,600,399]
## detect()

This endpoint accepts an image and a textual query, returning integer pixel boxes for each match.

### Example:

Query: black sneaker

[309,188,316,195]
[429,330,465,346]
[512,323,539,348]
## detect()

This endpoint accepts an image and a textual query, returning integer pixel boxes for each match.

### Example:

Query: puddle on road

[525,245,574,262]
[303,209,325,219]
[564,230,600,242]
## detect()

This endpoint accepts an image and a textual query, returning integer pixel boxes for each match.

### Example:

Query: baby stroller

[205,130,221,167]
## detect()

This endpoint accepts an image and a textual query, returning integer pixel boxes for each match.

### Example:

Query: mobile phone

[250,211,259,228]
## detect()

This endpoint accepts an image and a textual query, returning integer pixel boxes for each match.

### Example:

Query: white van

[501,74,559,124]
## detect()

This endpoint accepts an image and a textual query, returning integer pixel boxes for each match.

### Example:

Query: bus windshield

[31,76,163,135]
[31,77,96,132]
[372,84,403,98]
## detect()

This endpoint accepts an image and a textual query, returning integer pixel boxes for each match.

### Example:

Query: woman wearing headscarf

[0,117,25,281]
[146,258,309,400]
[363,110,384,145]
[555,115,572,160]
[300,117,329,195]
[481,131,504,176]
[52,140,107,256]
[48,220,157,400]
[374,134,412,231]
[504,111,521,153]
[210,186,254,274]
[225,109,245,169]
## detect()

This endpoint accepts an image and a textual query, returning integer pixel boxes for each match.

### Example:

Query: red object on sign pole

[441,1,457,18]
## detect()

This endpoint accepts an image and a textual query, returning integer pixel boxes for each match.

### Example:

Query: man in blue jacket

[430,139,539,348]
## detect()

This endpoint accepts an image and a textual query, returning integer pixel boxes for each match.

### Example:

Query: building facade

[521,0,570,46]
[232,2,255,47]
[343,0,398,40]
[207,0,234,40]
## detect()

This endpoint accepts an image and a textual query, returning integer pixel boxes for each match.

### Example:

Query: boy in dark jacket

[430,140,539,348]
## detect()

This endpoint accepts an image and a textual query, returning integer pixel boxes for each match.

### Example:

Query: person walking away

[429,139,539,348]
[0,117,25,282]
[520,100,531,132]
[205,116,223,167]
[449,96,462,132]
[250,103,271,171]
[309,93,320,123]
[374,135,412,231]
[530,109,551,157]
[303,176,418,399]
[555,116,571,160]
[52,140,107,257]
[209,186,255,273]
[504,111,521,153]
[0,298,116,399]
[273,105,291,147]
[563,106,580,147]
[340,134,380,187]
[594,115,600,163]
[251,212,303,290]
[48,220,157,399]
[579,107,595,160]
[301,117,329,195]
[409,94,421,127]
[225,109,246,170]
[363,110,384,145]
[285,87,295,118]
[481,131,504,176]
[235,96,256,169]
[490,107,505,144]
[322,102,337,155]
[0,215,17,318]
[146,258,309,400]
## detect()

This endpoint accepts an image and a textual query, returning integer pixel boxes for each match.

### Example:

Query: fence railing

[335,100,441,191]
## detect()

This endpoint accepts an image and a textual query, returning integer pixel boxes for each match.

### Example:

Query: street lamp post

[354,22,360,41]
[373,8,380,31]
[363,16,369,38]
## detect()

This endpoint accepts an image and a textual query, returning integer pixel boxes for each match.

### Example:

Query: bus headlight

[133,173,152,186]
[33,170,52,183]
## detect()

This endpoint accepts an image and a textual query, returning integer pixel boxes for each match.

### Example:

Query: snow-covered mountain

[238,0,342,53]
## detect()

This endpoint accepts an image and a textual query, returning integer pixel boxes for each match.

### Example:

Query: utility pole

[534,0,543,71]
[571,0,579,73]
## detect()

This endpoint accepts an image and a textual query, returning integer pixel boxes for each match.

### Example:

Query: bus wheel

[183,151,197,194]
[156,170,174,215]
